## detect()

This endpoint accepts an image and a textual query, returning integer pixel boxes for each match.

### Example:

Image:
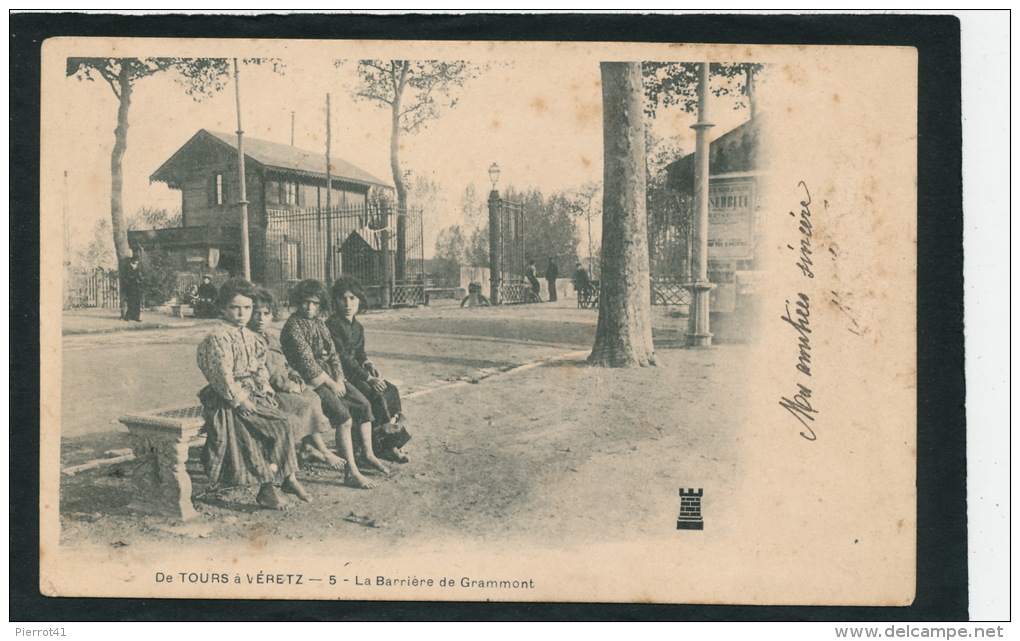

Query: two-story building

[133,129,394,297]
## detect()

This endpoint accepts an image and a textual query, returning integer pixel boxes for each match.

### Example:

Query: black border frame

[10,12,965,622]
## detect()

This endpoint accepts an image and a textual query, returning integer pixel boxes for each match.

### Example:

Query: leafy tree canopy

[66,57,283,100]
[346,60,483,134]
[643,62,763,117]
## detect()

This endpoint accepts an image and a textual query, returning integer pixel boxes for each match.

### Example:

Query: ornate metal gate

[265,204,425,308]
[487,193,527,304]
[648,193,692,312]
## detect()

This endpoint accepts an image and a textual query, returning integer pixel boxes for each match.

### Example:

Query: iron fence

[265,204,425,307]
[64,267,120,309]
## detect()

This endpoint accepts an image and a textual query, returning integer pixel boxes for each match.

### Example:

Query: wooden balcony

[128,225,242,250]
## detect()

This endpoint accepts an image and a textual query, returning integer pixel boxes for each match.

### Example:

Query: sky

[51,41,752,260]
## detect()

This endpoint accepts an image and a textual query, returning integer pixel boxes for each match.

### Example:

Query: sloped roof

[666,115,765,191]
[341,226,396,252]
[150,129,391,189]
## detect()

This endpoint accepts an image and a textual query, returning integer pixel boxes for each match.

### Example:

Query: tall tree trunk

[588,62,657,368]
[111,69,132,263]
[390,105,407,210]
[745,64,757,119]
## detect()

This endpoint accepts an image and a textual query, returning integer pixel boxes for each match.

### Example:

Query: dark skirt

[199,386,298,487]
[350,380,411,452]
[314,382,374,427]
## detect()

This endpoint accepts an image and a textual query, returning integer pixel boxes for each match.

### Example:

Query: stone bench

[119,405,206,521]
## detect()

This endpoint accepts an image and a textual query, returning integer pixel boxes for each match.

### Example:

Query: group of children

[195,276,411,510]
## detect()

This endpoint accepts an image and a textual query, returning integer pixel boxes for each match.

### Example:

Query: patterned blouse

[197,320,273,408]
[325,315,373,383]
[280,314,345,388]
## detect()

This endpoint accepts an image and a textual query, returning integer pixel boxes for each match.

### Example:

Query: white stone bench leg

[119,407,205,521]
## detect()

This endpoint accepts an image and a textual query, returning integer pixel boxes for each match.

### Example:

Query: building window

[282,181,299,205]
[283,240,300,280]
[213,173,225,206]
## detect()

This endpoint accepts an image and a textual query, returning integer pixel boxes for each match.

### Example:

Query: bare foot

[282,478,313,502]
[322,450,346,470]
[301,444,327,464]
[363,456,391,475]
[345,468,377,490]
[256,484,288,510]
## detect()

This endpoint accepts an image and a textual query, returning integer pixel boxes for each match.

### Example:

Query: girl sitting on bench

[327,277,412,464]
[280,279,390,489]
[248,288,344,470]
[196,278,310,509]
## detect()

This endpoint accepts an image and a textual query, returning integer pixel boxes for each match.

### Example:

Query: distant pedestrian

[546,259,559,302]
[573,262,590,290]
[195,275,219,318]
[573,263,594,308]
[525,259,542,303]
[121,256,143,322]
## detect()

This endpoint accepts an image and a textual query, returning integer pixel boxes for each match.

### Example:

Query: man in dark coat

[546,259,559,302]
[121,256,144,322]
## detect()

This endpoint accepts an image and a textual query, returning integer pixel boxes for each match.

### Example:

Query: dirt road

[58,303,750,559]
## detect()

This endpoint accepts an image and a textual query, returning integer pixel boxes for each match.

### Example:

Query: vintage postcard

[40,34,919,605]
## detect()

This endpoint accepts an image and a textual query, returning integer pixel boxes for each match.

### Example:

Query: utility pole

[233,58,251,281]
[685,61,714,347]
[291,111,295,146]
[325,93,333,282]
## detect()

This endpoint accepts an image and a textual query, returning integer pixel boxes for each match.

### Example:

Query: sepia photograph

[21,14,972,615]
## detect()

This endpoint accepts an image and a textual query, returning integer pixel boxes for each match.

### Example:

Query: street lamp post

[487,163,502,305]
[685,61,714,347]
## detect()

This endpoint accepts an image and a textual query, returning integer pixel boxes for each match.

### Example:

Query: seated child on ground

[460,281,491,307]
[280,278,390,490]
[196,278,310,509]
[248,288,344,470]
[327,277,412,464]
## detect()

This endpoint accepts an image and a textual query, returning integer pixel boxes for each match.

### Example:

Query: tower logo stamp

[677,488,704,530]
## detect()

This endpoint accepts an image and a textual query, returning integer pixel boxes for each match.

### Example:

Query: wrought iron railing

[264,204,425,307]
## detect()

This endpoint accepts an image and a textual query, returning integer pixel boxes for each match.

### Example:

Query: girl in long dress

[196,278,310,509]
[248,288,344,470]
[280,279,389,489]
[327,276,411,464]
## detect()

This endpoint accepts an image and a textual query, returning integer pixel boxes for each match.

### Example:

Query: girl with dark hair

[248,288,343,470]
[280,279,390,489]
[327,277,411,464]
[196,278,310,509]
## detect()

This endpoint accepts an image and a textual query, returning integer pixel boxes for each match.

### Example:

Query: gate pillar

[488,190,502,305]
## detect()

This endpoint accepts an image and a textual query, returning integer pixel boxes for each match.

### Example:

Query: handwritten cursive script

[780,182,819,441]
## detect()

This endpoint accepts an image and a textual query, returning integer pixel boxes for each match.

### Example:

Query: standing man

[546,258,559,302]
[122,255,144,322]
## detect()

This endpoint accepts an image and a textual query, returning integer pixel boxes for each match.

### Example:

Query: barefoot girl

[248,289,344,470]
[327,277,411,464]
[280,279,390,489]
[196,278,310,509]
